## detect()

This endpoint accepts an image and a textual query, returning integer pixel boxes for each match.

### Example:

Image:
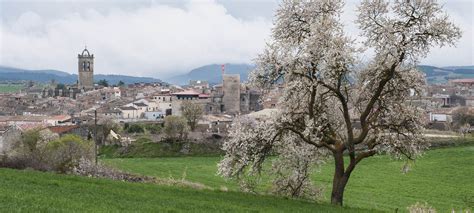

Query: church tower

[78,47,94,90]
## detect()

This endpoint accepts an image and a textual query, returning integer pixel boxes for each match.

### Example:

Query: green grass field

[0,168,371,212]
[103,146,474,212]
[0,84,24,93]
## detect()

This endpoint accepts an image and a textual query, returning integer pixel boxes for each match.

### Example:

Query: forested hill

[0,66,161,85]
[167,64,474,85]
[166,63,254,85]
[1,64,472,85]
[417,65,474,84]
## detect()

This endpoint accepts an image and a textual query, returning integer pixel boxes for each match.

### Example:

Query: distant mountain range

[166,63,255,85]
[167,64,474,85]
[417,65,474,84]
[1,64,472,86]
[0,66,161,85]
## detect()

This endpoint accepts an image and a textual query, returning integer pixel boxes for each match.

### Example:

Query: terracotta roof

[133,102,148,107]
[198,94,211,98]
[50,115,71,121]
[153,93,171,96]
[120,106,137,110]
[451,78,474,83]
[0,116,48,122]
[99,108,122,113]
[48,125,80,134]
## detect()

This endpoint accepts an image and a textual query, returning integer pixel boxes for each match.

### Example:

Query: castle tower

[222,74,240,114]
[78,47,94,90]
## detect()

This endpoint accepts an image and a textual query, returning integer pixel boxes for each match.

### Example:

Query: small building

[99,108,122,119]
[120,106,139,119]
[429,113,450,122]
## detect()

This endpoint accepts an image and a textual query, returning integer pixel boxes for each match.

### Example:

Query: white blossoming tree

[218,0,461,206]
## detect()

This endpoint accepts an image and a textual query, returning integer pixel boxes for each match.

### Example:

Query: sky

[0,0,472,79]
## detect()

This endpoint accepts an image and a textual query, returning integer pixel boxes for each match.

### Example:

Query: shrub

[135,137,153,144]
[144,123,161,134]
[1,129,58,170]
[407,202,436,213]
[0,130,94,174]
[127,124,144,133]
[46,134,94,173]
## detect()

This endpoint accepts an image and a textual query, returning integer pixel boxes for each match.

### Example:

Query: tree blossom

[219,0,461,206]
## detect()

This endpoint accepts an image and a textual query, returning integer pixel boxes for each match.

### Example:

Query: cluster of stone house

[407,78,474,129]
[2,46,474,147]
[107,74,262,121]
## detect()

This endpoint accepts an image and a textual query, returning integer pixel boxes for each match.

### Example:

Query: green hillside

[0,168,372,212]
[0,83,24,93]
[104,146,474,212]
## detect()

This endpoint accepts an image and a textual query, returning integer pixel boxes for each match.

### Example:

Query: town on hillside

[0,0,473,211]
[1,48,473,148]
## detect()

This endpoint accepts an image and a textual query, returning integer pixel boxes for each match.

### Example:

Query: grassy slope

[103,146,474,212]
[0,168,370,212]
[0,84,23,93]
[100,141,222,158]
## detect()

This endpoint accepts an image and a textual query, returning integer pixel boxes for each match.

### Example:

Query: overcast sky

[0,0,472,78]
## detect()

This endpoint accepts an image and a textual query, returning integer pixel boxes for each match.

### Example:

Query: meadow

[0,84,24,93]
[0,168,371,212]
[103,146,474,212]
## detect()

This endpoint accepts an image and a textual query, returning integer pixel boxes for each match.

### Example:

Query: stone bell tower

[78,47,94,90]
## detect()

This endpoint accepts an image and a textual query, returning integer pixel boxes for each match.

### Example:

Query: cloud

[419,0,473,66]
[0,0,471,80]
[340,0,473,67]
[0,0,272,78]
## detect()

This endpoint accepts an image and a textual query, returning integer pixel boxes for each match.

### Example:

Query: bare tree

[181,101,203,131]
[98,118,120,144]
[87,118,120,145]
[218,0,461,206]
[163,116,189,141]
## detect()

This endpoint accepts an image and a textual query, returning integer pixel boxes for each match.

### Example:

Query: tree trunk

[330,149,351,206]
[331,174,349,205]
